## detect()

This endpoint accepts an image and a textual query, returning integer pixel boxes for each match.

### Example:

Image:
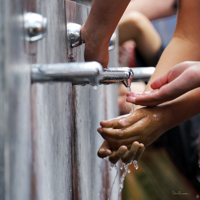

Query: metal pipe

[131,67,155,81]
[99,67,134,87]
[31,61,102,85]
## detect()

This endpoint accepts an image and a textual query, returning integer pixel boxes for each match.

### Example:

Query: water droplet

[133,160,138,170]
[127,85,134,112]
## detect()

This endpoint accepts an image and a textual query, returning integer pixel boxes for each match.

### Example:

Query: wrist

[81,24,109,68]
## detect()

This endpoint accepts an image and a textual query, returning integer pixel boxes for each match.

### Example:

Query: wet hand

[98,140,145,164]
[97,106,169,149]
[126,61,200,107]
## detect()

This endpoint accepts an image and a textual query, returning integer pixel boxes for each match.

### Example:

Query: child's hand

[126,61,200,107]
[98,140,145,164]
[97,106,170,150]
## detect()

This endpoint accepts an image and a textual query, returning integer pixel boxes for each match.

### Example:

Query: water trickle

[133,160,138,170]
[105,159,139,200]
[118,160,138,198]
[127,85,134,112]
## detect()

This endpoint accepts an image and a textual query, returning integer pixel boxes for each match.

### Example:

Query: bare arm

[139,0,200,124]
[81,0,130,68]
[127,61,200,106]
[144,0,200,90]
[123,0,177,21]
[98,0,200,162]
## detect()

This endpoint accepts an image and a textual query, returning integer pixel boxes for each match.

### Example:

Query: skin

[118,82,146,115]
[98,140,145,164]
[127,61,200,107]
[123,0,177,21]
[97,0,200,163]
[118,11,162,66]
[118,0,177,66]
[81,0,131,68]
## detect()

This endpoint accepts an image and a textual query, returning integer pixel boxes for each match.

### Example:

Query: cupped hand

[98,140,145,164]
[97,106,171,150]
[126,61,200,107]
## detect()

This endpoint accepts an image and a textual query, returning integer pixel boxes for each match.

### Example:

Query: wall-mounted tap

[24,12,47,42]
[99,68,134,87]
[31,61,102,85]
[31,62,135,87]
[67,22,116,50]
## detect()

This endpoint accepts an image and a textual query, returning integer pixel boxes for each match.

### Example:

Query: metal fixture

[131,67,155,81]
[31,61,102,85]
[31,61,135,87]
[67,22,116,50]
[108,32,116,51]
[67,23,84,48]
[24,12,47,42]
[99,67,134,87]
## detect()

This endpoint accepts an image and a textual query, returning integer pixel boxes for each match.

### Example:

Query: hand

[126,61,200,107]
[118,82,146,115]
[97,106,171,149]
[118,84,133,115]
[81,25,109,68]
[98,140,145,164]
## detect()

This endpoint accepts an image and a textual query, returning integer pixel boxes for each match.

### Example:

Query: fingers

[126,90,161,106]
[108,146,127,164]
[134,143,145,160]
[97,140,112,158]
[100,115,129,129]
[121,142,145,164]
[98,141,145,165]
[150,72,169,90]
[98,116,146,142]
[100,110,146,129]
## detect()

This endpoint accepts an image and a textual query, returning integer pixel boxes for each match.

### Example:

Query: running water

[118,160,138,197]
[127,85,134,112]
[107,160,138,200]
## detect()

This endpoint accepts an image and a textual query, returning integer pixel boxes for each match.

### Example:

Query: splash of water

[118,160,138,194]
[106,160,138,200]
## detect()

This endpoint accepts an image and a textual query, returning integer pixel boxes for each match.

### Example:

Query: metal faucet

[67,22,116,50]
[31,62,135,87]
[31,61,102,85]
[99,67,134,87]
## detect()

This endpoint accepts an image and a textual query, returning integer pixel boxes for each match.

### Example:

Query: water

[107,160,138,200]
[127,86,134,112]
[118,160,138,196]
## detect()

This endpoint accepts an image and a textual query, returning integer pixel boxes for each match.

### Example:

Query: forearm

[123,0,177,21]
[164,88,200,129]
[145,0,200,91]
[81,0,130,68]
[145,37,200,92]
[82,0,130,45]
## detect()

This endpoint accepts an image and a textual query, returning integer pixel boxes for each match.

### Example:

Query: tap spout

[99,67,134,87]
[67,22,116,50]
[31,61,102,85]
